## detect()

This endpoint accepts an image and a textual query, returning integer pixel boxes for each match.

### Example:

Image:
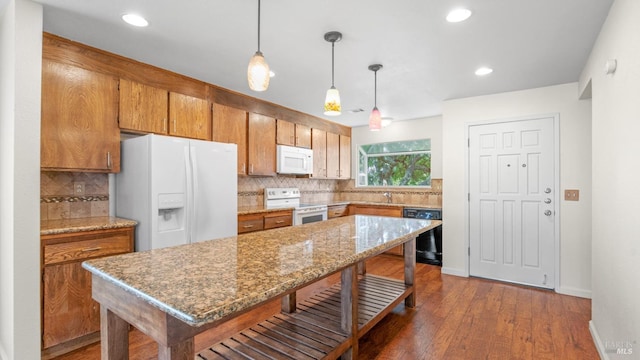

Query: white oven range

[264,187,328,225]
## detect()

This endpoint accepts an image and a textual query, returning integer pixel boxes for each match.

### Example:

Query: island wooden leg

[100,306,129,359]
[356,260,366,275]
[157,338,194,360]
[340,265,358,360]
[281,292,297,313]
[404,236,416,308]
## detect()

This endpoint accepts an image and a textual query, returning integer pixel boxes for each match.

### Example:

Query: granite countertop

[83,215,441,327]
[41,216,137,236]
[239,201,441,216]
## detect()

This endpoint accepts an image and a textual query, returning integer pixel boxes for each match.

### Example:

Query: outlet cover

[74,182,85,195]
[564,189,579,201]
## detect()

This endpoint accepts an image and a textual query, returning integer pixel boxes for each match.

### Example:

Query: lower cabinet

[41,227,134,358]
[238,210,293,234]
[328,204,348,219]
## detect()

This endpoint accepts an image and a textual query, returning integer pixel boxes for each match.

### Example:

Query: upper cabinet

[169,92,211,140]
[41,59,120,173]
[311,129,350,180]
[276,120,311,149]
[119,79,211,140]
[311,129,327,178]
[247,113,276,176]
[118,79,168,134]
[212,103,248,175]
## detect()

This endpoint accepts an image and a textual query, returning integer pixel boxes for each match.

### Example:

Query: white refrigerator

[116,134,237,251]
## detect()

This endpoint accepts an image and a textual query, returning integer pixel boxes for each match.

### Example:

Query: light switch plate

[564,189,579,201]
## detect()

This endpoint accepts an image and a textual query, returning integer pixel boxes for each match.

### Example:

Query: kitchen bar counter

[40,216,137,235]
[83,215,441,359]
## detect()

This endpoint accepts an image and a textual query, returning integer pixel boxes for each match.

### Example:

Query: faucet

[383,191,392,204]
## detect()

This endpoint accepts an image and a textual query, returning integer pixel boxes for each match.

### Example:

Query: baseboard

[556,285,592,299]
[440,266,468,277]
[590,320,609,360]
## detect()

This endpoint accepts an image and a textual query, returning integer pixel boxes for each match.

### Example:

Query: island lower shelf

[197,274,411,360]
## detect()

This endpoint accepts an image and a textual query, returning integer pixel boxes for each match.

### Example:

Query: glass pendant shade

[369,107,382,131]
[324,86,341,115]
[247,51,270,91]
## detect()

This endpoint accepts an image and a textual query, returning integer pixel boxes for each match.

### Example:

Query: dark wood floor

[54,255,598,360]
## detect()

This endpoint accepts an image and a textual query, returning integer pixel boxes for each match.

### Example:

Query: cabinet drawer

[264,215,292,230]
[328,205,348,218]
[238,217,264,234]
[44,231,132,265]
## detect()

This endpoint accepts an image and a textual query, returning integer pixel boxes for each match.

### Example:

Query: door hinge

[468,193,470,202]
[468,247,470,256]
[467,138,470,147]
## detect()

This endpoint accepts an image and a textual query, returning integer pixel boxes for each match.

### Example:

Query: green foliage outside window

[357,139,431,187]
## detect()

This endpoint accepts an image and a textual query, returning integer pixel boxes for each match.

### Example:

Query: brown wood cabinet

[212,103,248,175]
[41,227,134,358]
[276,120,311,148]
[169,92,211,140]
[247,113,276,176]
[312,130,350,179]
[238,210,293,234]
[339,134,351,179]
[311,128,328,178]
[328,204,348,219]
[41,59,120,172]
[118,79,168,134]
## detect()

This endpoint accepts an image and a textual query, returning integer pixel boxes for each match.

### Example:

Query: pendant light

[248,0,269,91]
[323,31,342,116]
[368,64,383,131]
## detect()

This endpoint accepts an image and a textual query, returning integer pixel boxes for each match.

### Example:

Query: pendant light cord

[331,41,335,87]
[374,70,378,107]
[257,0,261,52]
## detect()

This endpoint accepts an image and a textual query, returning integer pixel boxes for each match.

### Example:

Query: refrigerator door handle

[190,145,199,244]
[184,146,193,244]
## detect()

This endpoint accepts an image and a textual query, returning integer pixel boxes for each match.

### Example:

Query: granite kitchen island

[83,215,442,359]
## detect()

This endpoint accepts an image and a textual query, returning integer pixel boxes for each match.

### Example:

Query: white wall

[0,0,42,359]
[351,116,443,180]
[442,83,593,297]
[578,0,640,357]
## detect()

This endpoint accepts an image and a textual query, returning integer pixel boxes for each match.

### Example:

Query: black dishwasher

[403,208,442,266]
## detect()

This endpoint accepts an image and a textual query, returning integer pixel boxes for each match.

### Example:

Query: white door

[468,116,556,288]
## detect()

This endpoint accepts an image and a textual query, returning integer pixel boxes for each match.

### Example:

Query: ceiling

[35,0,613,128]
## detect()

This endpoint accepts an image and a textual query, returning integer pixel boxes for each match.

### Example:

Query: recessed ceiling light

[446,8,472,23]
[475,67,493,76]
[122,14,148,27]
[269,70,275,78]
[381,117,393,127]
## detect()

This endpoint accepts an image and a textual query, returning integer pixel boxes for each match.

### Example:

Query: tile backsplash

[41,171,442,220]
[41,172,109,220]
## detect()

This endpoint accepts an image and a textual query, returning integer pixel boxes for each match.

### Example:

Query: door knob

[544,210,552,216]
[544,188,552,194]
[544,198,551,204]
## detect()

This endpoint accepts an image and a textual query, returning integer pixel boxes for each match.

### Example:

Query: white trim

[441,266,468,277]
[589,320,609,360]
[465,113,560,288]
[556,286,592,299]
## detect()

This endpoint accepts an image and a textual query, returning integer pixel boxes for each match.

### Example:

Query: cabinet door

[276,120,295,146]
[42,261,99,348]
[169,92,211,140]
[339,135,351,179]
[326,132,340,179]
[212,104,248,175]
[247,113,276,176]
[295,124,312,149]
[41,60,120,172]
[119,79,168,134]
[311,129,327,178]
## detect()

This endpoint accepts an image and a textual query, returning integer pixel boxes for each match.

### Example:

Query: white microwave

[277,145,313,175]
